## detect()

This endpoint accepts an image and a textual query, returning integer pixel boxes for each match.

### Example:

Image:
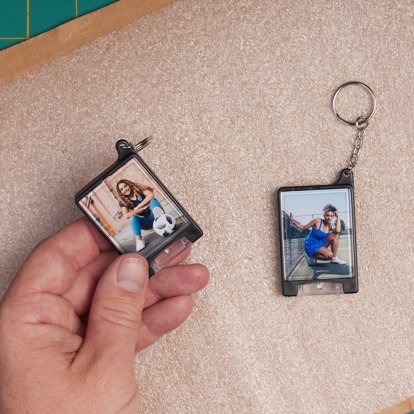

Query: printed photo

[279,187,355,281]
[79,158,190,257]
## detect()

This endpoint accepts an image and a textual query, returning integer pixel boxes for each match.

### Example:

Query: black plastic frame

[75,140,203,275]
[278,170,358,296]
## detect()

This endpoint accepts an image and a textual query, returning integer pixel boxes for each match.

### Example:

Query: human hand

[133,207,146,215]
[0,218,209,414]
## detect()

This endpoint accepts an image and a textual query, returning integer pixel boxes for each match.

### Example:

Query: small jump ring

[355,116,369,130]
[332,81,376,126]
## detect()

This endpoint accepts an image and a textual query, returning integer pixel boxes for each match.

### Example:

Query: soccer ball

[153,213,176,236]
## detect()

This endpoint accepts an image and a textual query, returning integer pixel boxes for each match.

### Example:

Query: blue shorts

[304,238,326,257]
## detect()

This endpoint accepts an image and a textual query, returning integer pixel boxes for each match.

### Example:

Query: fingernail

[117,258,147,292]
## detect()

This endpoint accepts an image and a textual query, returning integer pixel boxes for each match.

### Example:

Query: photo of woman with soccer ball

[78,157,190,259]
[116,179,176,252]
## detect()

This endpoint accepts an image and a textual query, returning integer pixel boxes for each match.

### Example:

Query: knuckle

[97,298,140,331]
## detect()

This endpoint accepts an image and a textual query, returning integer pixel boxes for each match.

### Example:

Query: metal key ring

[332,81,376,126]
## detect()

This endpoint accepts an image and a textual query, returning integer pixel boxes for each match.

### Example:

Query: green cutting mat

[0,0,118,50]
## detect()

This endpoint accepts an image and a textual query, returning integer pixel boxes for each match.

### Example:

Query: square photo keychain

[75,138,203,275]
[278,81,376,296]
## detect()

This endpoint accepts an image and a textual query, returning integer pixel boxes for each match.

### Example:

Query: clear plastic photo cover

[75,140,203,274]
[278,185,358,296]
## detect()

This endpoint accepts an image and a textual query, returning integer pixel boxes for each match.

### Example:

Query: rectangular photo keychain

[278,81,376,296]
[75,138,203,275]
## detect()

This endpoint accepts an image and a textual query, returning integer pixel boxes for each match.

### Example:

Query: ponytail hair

[323,204,337,214]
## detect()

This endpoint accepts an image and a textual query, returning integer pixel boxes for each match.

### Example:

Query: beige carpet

[0,1,413,413]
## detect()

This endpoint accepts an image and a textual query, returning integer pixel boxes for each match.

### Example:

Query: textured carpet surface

[0,1,413,413]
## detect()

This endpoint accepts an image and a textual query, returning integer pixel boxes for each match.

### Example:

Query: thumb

[80,254,149,366]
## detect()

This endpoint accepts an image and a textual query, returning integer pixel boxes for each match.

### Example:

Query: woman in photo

[287,204,346,265]
[117,179,164,252]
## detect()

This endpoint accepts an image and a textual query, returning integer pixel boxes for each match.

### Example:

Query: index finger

[9,218,114,296]
[42,217,114,269]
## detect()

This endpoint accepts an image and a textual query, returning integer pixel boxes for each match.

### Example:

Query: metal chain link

[347,116,368,173]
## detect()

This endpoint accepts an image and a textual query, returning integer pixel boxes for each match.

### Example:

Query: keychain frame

[278,81,376,296]
[278,170,358,296]
[75,139,203,275]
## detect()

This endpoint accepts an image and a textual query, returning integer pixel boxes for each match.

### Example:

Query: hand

[133,206,147,215]
[0,218,209,413]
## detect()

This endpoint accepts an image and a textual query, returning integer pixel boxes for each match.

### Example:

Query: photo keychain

[75,138,203,275]
[278,81,376,296]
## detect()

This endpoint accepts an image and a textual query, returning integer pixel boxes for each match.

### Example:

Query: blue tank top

[308,219,330,241]
[304,219,331,256]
